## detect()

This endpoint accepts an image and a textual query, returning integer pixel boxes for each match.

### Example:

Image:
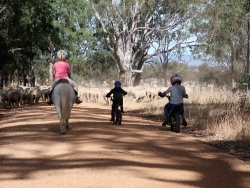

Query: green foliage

[0,0,60,86]
[33,60,49,85]
[52,0,100,84]
[238,74,250,89]
[82,50,118,83]
[189,0,249,77]
[53,0,94,51]
[1,0,250,88]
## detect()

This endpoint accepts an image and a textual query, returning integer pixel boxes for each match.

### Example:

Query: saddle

[47,78,82,105]
[56,78,70,85]
[55,78,77,96]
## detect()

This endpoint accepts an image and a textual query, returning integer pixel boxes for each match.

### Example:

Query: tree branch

[0,7,6,14]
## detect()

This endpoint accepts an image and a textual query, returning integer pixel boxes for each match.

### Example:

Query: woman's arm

[67,63,71,78]
[67,69,71,78]
[53,67,56,79]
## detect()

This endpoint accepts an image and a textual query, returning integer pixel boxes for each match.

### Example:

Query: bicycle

[113,103,122,125]
[166,95,187,133]
[168,105,182,133]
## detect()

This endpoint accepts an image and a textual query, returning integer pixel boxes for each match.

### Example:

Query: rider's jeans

[51,77,78,92]
[164,102,185,118]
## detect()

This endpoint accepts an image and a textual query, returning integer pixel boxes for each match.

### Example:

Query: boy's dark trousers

[111,100,124,119]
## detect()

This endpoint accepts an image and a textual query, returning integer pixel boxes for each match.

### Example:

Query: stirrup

[75,97,82,104]
[47,99,53,105]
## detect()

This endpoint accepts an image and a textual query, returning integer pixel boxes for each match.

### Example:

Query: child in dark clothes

[106,80,127,121]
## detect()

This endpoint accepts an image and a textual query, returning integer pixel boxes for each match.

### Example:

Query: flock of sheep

[0,84,163,108]
[0,86,51,107]
[77,86,160,106]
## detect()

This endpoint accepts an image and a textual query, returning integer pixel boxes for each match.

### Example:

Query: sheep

[41,88,50,103]
[7,89,22,107]
[0,89,8,105]
[103,88,112,105]
[27,87,42,104]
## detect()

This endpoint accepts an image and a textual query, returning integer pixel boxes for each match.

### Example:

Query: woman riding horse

[47,50,82,105]
[52,78,76,134]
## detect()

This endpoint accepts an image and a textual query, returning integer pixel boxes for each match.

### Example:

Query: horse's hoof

[61,130,66,134]
[66,125,69,130]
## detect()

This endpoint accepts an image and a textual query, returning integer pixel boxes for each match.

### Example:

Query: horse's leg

[56,109,66,134]
[60,119,66,134]
[66,105,72,130]
[66,118,69,130]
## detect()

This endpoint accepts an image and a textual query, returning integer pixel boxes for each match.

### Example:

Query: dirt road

[0,103,249,188]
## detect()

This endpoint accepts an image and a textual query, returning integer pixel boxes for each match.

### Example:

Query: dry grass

[124,87,250,156]
[77,85,250,158]
[76,85,250,146]
[1,84,249,160]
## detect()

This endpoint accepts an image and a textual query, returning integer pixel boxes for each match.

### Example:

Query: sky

[149,35,205,67]
[180,54,204,66]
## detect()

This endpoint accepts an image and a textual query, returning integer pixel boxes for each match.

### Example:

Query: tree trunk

[247,21,250,74]
[124,70,133,86]
[31,66,35,87]
[230,41,235,90]
[163,68,167,86]
[24,75,28,87]
[48,42,54,86]
[0,75,3,89]
[133,74,141,86]
[49,62,53,86]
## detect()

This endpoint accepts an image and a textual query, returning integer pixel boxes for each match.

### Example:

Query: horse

[52,79,76,134]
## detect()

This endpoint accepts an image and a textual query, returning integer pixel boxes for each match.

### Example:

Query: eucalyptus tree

[90,0,200,86]
[150,27,196,85]
[53,0,96,80]
[189,0,250,88]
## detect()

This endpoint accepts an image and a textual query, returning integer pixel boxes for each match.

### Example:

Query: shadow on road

[0,103,249,188]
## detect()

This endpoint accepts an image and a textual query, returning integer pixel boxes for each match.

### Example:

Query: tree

[90,0,199,86]
[52,0,96,80]
[0,0,59,87]
[189,0,250,88]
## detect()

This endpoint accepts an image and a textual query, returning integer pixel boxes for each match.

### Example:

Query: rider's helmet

[57,50,67,60]
[170,74,182,85]
[114,80,121,86]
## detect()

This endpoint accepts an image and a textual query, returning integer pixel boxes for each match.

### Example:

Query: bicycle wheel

[113,110,117,124]
[170,118,174,131]
[174,113,181,133]
[117,110,122,125]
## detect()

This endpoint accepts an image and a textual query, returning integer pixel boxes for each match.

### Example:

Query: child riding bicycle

[158,74,188,126]
[106,80,127,121]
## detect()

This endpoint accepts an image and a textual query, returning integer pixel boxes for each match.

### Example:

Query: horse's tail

[59,86,71,127]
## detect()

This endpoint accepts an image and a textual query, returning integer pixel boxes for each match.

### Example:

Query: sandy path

[0,102,249,188]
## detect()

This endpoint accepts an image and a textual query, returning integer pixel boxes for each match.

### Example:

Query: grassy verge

[124,88,250,161]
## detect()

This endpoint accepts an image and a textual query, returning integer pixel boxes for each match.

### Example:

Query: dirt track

[0,102,250,188]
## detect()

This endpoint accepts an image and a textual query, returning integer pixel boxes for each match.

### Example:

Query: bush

[238,74,250,89]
